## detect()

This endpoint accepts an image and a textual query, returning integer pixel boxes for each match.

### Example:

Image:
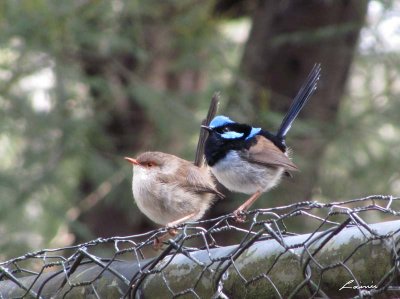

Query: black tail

[276,63,321,141]
[194,93,219,167]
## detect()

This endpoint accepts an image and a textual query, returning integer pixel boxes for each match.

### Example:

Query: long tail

[194,93,219,167]
[276,63,321,141]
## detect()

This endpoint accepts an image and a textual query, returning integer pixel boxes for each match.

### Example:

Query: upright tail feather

[276,63,321,141]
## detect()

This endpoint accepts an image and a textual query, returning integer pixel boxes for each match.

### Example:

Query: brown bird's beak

[124,157,140,165]
[201,125,212,132]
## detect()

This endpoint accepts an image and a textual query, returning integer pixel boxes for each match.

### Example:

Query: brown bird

[125,151,223,229]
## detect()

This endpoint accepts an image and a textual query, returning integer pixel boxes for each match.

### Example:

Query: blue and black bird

[202,64,321,218]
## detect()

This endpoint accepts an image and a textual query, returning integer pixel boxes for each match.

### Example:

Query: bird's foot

[152,228,179,250]
[232,191,262,222]
[153,237,164,251]
[167,228,178,236]
[233,209,246,223]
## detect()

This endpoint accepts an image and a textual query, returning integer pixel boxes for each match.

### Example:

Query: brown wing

[186,167,225,199]
[158,165,224,199]
[241,135,298,172]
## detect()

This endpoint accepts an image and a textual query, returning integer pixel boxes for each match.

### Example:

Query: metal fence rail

[1,195,400,298]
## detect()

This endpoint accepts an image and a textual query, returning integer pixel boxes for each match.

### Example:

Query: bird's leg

[233,190,262,222]
[166,212,197,228]
[153,212,197,250]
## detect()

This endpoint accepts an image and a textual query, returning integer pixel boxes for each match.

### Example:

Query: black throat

[204,132,247,166]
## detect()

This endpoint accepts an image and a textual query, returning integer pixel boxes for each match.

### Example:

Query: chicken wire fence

[1,195,400,298]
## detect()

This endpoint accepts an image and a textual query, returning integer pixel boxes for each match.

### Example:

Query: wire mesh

[1,195,400,298]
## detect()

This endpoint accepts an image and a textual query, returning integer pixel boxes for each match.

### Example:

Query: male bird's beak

[124,157,140,165]
[201,125,212,132]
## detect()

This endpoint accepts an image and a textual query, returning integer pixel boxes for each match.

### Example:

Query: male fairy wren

[125,151,223,227]
[202,64,321,218]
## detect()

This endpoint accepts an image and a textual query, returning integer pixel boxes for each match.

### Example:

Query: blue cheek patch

[210,115,234,128]
[246,127,261,140]
[221,131,244,139]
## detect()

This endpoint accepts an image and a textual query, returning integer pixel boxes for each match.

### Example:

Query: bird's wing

[241,135,298,172]
[186,167,225,199]
[158,167,224,199]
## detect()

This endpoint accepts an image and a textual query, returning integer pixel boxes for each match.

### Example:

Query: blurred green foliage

[0,0,232,258]
[0,0,399,259]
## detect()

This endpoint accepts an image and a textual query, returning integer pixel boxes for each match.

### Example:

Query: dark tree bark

[234,0,368,202]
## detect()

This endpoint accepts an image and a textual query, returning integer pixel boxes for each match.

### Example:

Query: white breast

[131,166,213,225]
[211,150,284,194]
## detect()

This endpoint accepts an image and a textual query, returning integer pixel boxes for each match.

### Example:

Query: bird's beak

[124,157,140,165]
[201,125,212,132]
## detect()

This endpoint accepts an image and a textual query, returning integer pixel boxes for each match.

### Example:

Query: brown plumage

[242,136,298,172]
[125,151,223,226]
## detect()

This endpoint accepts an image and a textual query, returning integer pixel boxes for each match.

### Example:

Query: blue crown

[209,115,235,128]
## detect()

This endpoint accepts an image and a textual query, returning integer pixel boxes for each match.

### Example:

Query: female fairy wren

[125,151,223,228]
[202,64,321,219]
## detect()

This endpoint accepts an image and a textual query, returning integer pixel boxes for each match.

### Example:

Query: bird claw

[152,228,179,250]
[167,228,178,236]
[233,209,246,223]
[153,237,164,251]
